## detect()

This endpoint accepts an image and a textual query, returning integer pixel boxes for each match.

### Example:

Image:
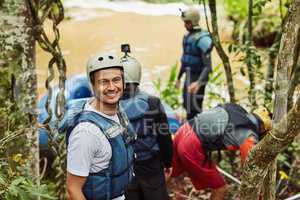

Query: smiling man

[66,52,134,200]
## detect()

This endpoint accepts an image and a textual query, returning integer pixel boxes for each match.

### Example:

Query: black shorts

[125,156,169,200]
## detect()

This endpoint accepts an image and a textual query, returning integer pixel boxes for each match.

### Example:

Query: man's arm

[66,123,111,200]
[175,66,185,89]
[177,35,187,82]
[197,53,212,85]
[67,172,87,200]
[188,35,213,94]
[187,61,212,94]
[177,66,185,81]
[196,33,213,85]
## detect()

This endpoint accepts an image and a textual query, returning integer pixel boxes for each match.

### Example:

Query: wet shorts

[171,122,226,190]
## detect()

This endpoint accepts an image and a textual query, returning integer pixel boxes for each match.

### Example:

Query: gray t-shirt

[194,106,259,148]
[67,99,124,200]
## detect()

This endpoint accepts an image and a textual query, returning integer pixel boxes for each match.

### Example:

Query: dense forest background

[0,0,300,199]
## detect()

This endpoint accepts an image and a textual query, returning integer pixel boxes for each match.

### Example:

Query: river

[36,0,235,101]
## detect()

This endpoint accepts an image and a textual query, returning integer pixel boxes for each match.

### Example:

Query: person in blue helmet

[65,52,135,200]
[120,49,173,200]
[175,7,213,120]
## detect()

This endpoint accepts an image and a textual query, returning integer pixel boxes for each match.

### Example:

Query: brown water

[36,8,235,98]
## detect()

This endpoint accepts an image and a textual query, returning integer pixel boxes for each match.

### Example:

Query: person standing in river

[175,7,213,120]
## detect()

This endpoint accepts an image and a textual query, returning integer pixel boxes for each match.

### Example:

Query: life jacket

[190,103,260,163]
[61,98,135,200]
[120,91,160,162]
[181,30,212,73]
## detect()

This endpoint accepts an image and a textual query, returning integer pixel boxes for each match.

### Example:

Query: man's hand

[187,81,200,94]
[175,80,181,89]
[164,167,173,183]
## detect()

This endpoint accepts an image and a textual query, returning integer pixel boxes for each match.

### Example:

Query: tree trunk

[264,51,275,105]
[241,97,300,199]
[263,33,282,200]
[287,59,300,111]
[240,1,300,199]
[246,0,256,108]
[208,0,236,103]
[264,37,280,105]
[262,161,277,200]
[23,1,40,185]
[274,0,300,121]
[264,2,286,106]
[0,0,39,184]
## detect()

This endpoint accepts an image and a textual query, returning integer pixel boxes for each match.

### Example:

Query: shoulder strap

[147,96,160,123]
[65,111,117,146]
[196,30,213,53]
[120,92,149,121]
[219,103,257,132]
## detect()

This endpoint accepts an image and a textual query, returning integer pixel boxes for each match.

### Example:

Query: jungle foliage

[1,0,300,199]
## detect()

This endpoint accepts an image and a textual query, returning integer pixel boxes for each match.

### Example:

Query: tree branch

[287,48,300,111]
[274,0,300,122]
[208,0,236,103]
[246,0,256,108]
[240,1,300,199]
[241,96,300,199]
[264,34,281,105]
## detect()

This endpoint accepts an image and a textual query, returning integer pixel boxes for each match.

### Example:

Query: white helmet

[121,56,142,84]
[86,52,123,85]
[181,8,200,28]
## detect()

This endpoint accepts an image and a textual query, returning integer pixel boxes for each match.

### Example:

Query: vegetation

[221,0,287,47]
[153,63,182,109]
[205,64,227,107]
[1,0,65,199]
[0,155,56,200]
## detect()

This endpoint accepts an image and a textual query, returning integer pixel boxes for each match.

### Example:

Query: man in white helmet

[65,52,135,200]
[120,48,173,200]
[175,7,213,120]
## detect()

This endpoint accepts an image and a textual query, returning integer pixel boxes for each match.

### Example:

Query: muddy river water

[36,3,236,101]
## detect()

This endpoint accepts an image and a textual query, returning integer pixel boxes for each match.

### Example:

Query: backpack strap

[147,96,160,124]
[189,118,223,168]
[142,96,161,153]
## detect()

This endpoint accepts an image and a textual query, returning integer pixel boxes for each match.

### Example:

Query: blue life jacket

[181,30,212,73]
[120,91,160,162]
[61,98,135,200]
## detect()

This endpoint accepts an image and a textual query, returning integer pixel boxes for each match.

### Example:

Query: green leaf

[0,176,6,185]
[19,183,57,200]
[8,185,19,197]
[15,187,30,200]
[11,177,26,186]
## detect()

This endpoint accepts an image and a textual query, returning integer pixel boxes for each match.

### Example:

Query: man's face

[92,68,124,105]
[184,20,193,31]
